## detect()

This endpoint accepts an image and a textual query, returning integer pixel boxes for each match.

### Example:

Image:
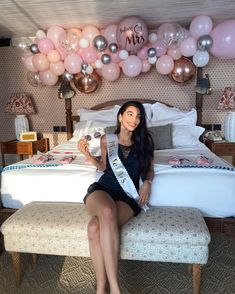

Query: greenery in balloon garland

[16,15,235,96]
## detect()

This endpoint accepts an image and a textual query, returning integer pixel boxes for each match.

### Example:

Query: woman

[78,101,154,294]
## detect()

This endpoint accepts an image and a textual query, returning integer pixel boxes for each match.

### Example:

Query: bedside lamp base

[15,115,29,141]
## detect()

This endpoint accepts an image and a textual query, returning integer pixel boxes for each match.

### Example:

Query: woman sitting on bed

[78,101,154,294]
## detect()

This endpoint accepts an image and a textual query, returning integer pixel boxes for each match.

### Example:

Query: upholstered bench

[1,202,211,293]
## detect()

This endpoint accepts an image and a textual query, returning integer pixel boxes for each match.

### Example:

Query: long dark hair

[115,101,154,179]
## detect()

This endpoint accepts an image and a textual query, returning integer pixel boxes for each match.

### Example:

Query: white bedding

[1,141,235,218]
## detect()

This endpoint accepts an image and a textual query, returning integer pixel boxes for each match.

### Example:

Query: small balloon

[62,71,74,82]
[86,65,94,74]
[30,44,39,54]
[74,71,100,93]
[109,43,118,53]
[148,33,158,44]
[81,63,89,71]
[119,49,129,60]
[101,53,111,64]
[148,56,157,64]
[27,71,43,87]
[95,59,103,69]
[92,35,108,51]
[197,35,213,51]
[147,47,157,58]
[170,57,196,83]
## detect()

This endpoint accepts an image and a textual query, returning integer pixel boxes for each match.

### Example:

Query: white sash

[106,134,148,212]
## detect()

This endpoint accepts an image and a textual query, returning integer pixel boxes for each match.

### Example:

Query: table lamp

[5,93,36,140]
[218,87,235,142]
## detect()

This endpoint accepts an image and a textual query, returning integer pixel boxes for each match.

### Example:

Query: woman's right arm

[77,135,107,171]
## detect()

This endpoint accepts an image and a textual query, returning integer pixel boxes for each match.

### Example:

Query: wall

[1,47,235,164]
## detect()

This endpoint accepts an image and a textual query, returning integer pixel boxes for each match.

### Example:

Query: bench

[1,202,211,293]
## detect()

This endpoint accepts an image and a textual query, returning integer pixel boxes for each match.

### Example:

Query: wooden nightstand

[0,138,49,167]
[205,139,235,166]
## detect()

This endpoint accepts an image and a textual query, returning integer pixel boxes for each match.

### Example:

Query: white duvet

[1,141,235,218]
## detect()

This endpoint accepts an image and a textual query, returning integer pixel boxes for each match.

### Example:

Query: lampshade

[5,93,35,114]
[5,93,36,140]
[218,87,235,142]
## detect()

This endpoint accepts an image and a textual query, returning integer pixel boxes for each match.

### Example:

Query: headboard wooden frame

[65,68,204,141]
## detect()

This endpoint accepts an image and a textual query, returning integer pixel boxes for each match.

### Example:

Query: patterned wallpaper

[1,47,235,155]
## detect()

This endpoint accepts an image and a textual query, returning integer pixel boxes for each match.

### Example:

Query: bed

[1,95,235,237]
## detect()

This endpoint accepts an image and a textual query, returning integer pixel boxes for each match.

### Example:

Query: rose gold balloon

[170,57,196,83]
[74,71,100,93]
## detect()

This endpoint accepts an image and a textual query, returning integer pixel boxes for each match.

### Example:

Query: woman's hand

[138,181,151,206]
[77,138,91,158]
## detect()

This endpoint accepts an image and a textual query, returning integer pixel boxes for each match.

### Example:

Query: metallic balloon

[197,35,213,51]
[81,63,88,71]
[101,53,111,64]
[74,71,100,93]
[92,35,108,52]
[108,42,118,53]
[62,71,74,82]
[147,47,157,58]
[170,57,196,83]
[30,44,39,54]
[58,81,76,99]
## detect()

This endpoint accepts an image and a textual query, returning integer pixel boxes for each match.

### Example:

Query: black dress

[84,144,141,216]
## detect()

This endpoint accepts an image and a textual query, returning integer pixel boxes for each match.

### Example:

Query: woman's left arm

[138,160,154,206]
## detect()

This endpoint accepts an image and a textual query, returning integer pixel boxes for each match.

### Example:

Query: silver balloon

[62,71,74,82]
[109,42,118,53]
[30,44,39,54]
[197,35,213,51]
[147,47,157,58]
[58,81,76,99]
[81,63,88,71]
[101,53,111,64]
[93,35,108,52]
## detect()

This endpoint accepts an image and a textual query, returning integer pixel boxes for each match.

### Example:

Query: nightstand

[205,139,235,166]
[0,138,49,167]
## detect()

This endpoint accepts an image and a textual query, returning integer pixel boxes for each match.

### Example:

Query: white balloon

[36,29,46,39]
[119,49,129,60]
[79,38,89,48]
[86,65,94,74]
[148,56,157,64]
[148,33,158,44]
[193,50,210,67]
[95,59,103,69]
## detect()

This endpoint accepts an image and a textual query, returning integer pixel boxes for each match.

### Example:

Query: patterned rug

[0,234,234,294]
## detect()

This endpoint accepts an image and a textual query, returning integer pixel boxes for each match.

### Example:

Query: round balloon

[74,71,100,93]
[197,35,213,51]
[92,35,108,51]
[170,57,196,83]
[116,16,148,54]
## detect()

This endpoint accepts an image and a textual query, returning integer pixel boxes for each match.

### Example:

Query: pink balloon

[122,55,142,77]
[80,47,98,63]
[47,50,61,63]
[180,37,197,57]
[50,61,65,76]
[167,44,182,60]
[117,16,148,54]
[152,40,167,57]
[102,62,120,81]
[32,53,50,71]
[110,52,122,63]
[210,20,235,59]
[24,55,37,72]
[189,15,213,39]
[137,46,149,60]
[47,26,65,47]
[64,53,82,74]
[39,69,58,86]
[103,24,118,44]
[156,55,174,75]
[141,60,151,73]
[37,37,55,55]
[82,25,100,43]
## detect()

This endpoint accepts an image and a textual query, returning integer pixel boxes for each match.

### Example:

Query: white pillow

[151,102,197,126]
[77,105,120,122]
[143,103,152,125]
[172,125,205,147]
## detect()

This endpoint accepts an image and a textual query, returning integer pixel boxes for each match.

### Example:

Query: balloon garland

[15,15,235,94]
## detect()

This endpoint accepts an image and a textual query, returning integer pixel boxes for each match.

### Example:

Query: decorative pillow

[77,105,120,122]
[172,125,205,147]
[151,102,197,126]
[148,124,173,150]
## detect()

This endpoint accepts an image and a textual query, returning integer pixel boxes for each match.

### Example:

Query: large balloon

[116,16,148,54]
[122,55,142,77]
[170,57,196,83]
[157,23,184,47]
[189,15,213,39]
[74,71,100,93]
[210,20,235,59]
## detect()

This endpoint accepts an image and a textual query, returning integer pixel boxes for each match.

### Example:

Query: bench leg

[10,251,21,287]
[192,264,202,294]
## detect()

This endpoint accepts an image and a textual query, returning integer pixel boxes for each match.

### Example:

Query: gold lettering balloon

[74,71,100,93]
[170,57,196,83]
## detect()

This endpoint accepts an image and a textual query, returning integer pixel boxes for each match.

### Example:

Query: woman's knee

[87,217,100,242]
[100,203,117,223]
